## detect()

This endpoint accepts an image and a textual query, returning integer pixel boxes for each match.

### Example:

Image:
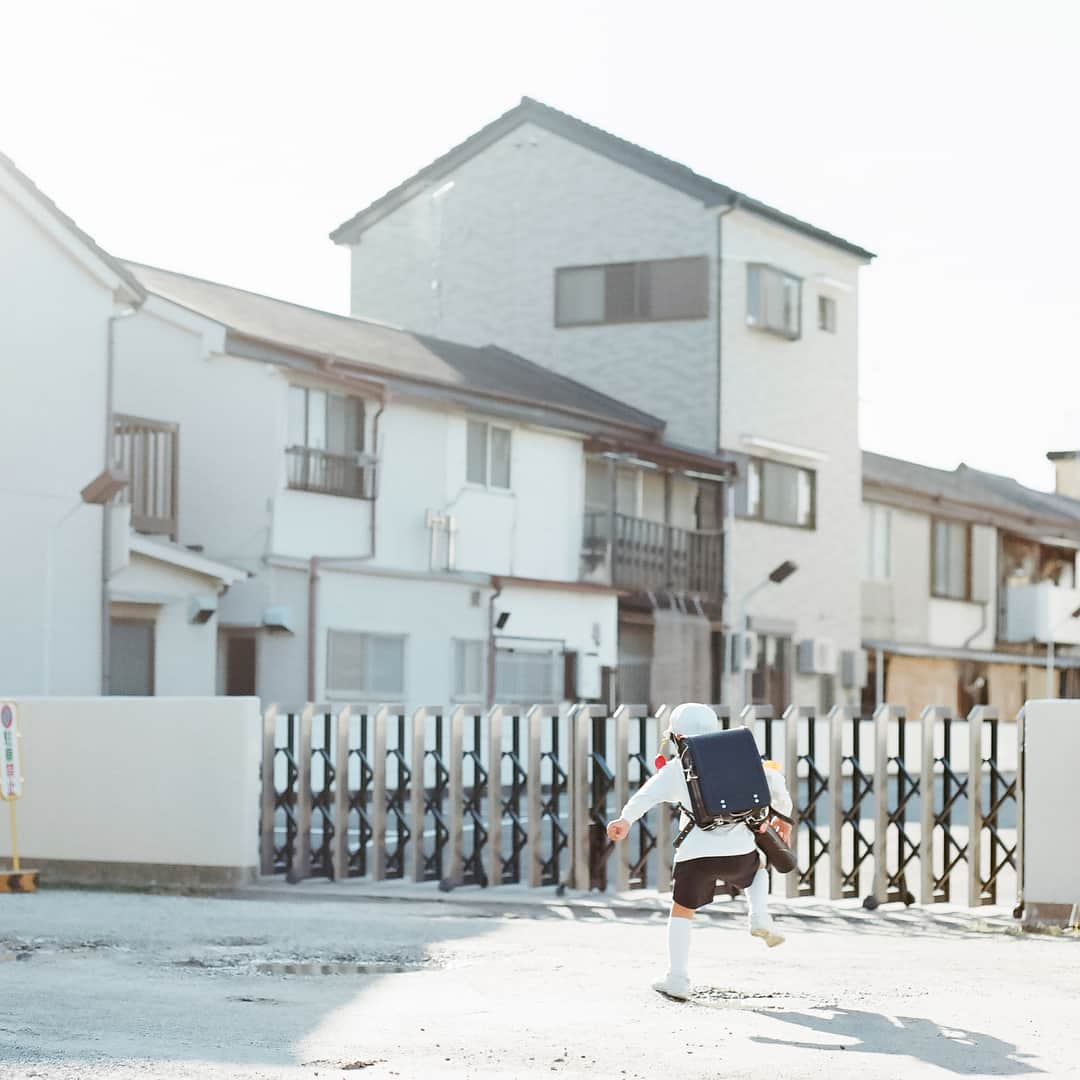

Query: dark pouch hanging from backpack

[754,811,796,874]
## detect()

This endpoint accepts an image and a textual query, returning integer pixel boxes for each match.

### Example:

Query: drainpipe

[102,304,140,694]
[714,198,739,455]
[305,403,384,702]
[487,581,503,708]
[722,480,736,704]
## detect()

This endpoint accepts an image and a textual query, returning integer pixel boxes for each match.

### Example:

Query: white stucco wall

[861,506,997,651]
[109,551,229,695]
[720,211,866,704]
[114,300,280,570]
[0,697,261,872]
[0,184,116,695]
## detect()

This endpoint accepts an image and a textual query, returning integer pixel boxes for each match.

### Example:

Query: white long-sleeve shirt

[619,759,793,863]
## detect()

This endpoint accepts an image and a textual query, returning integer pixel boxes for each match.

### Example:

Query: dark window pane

[641,257,708,319]
[225,636,257,696]
[109,620,154,696]
[467,420,488,484]
[604,264,637,322]
[555,267,604,325]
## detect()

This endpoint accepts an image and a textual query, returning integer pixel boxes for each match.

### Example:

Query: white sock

[747,867,771,926]
[667,915,691,979]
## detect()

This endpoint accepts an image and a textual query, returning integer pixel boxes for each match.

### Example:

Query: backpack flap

[679,727,770,824]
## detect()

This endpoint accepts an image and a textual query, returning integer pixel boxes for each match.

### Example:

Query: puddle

[256,960,424,976]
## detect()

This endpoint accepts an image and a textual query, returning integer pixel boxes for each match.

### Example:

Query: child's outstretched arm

[764,764,794,842]
[606,760,680,842]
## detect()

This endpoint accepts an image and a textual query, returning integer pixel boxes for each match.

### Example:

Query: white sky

[4,0,1079,490]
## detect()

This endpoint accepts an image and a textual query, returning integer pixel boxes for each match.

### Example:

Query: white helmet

[668,702,719,738]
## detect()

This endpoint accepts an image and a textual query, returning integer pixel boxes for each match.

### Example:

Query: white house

[112,263,736,709]
[0,152,242,697]
[861,451,1080,719]
[330,97,875,713]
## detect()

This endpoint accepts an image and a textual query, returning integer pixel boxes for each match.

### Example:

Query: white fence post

[259,704,278,877]
[871,703,900,905]
[486,705,504,889]
[655,705,673,893]
[828,705,847,900]
[967,705,994,907]
[525,705,544,888]
[293,703,315,882]
[409,707,428,883]
[612,705,631,894]
[446,705,465,887]
[781,705,804,899]
[370,705,388,881]
[919,705,947,906]
[332,704,352,882]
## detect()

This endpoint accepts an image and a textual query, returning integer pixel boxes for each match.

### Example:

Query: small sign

[0,702,21,800]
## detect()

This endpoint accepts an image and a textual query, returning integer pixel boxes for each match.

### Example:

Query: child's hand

[606,818,630,842]
[771,818,793,844]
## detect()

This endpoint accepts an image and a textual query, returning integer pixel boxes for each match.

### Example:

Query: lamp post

[733,560,798,710]
[1045,603,1080,698]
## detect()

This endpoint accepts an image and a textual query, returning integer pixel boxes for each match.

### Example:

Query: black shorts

[672,851,761,910]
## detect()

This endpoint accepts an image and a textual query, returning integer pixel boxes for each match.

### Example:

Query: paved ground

[2,885,1078,1080]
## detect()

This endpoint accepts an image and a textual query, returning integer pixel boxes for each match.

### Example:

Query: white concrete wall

[0,184,115,695]
[1023,699,1080,913]
[0,697,261,876]
[347,121,720,450]
[109,553,225,695]
[114,300,280,570]
[721,211,866,704]
[861,506,997,651]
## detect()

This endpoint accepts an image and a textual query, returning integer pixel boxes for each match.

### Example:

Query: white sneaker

[750,920,785,948]
[651,973,691,1001]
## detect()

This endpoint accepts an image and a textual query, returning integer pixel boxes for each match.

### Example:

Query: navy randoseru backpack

[674,727,771,831]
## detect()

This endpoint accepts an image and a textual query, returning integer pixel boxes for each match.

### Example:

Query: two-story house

[861,451,1080,719]
[330,97,875,713]
[0,152,243,698]
[112,263,736,709]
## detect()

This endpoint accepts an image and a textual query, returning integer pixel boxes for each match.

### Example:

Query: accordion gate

[260,701,1020,908]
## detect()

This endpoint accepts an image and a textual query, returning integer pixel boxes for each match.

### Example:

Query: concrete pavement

[1,886,1077,1079]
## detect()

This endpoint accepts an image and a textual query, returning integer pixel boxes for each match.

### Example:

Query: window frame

[287,385,366,455]
[554,256,709,328]
[325,630,407,700]
[451,638,487,702]
[466,418,513,490]
[493,645,563,704]
[817,294,838,333]
[108,616,156,696]
[864,504,892,582]
[930,519,972,602]
[746,263,803,341]
[737,456,816,530]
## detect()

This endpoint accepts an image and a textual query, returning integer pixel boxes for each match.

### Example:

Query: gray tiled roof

[330,97,875,260]
[125,262,665,436]
[863,451,1080,534]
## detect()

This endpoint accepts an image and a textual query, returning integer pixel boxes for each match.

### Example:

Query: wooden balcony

[286,446,376,500]
[113,414,179,538]
[582,511,722,600]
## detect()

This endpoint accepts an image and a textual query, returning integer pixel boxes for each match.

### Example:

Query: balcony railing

[113,414,179,538]
[286,446,376,500]
[582,510,722,600]
[1002,581,1080,645]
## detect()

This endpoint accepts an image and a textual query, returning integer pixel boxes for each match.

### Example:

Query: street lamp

[1045,603,1080,698]
[732,560,798,710]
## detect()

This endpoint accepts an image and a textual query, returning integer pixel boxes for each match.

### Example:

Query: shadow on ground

[749,1007,1042,1075]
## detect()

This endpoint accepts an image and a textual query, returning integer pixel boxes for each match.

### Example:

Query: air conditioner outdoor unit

[841,648,869,690]
[797,638,839,676]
